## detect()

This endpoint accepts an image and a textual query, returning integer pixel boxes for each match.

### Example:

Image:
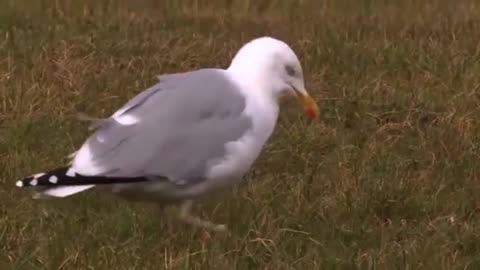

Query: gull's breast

[203,86,280,188]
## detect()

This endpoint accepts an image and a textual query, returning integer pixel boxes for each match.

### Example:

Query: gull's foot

[179,211,229,233]
[177,200,229,233]
[211,223,228,232]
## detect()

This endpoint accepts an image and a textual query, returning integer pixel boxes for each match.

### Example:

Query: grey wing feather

[82,68,252,185]
[114,73,189,117]
[112,81,164,117]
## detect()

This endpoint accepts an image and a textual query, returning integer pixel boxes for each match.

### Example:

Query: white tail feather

[33,185,95,198]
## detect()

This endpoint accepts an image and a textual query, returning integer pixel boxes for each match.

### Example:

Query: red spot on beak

[306,108,317,120]
[299,95,319,120]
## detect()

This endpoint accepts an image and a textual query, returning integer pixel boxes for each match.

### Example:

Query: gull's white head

[228,36,319,119]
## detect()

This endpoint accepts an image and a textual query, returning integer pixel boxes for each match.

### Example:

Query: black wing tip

[16,179,27,187]
[16,166,151,187]
[16,169,66,188]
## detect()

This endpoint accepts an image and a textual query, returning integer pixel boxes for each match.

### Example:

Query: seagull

[15,36,319,232]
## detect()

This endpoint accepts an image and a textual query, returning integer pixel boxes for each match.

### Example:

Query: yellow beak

[296,91,319,120]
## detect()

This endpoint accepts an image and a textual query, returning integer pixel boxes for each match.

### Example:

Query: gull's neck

[225,66,280,132]
[227,59,277,102]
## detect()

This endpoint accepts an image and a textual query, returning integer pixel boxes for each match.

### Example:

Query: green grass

[2,0,480,269]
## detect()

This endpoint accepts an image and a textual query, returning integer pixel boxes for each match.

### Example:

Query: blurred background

[1,0,480,269]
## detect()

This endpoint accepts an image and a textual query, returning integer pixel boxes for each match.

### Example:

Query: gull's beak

[291,87,319,120]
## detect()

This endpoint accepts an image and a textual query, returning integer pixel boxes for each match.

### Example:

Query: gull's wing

[74,68,253,182]
[17,68,253,197]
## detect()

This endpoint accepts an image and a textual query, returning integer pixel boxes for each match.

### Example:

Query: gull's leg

[177,200,228,232]
[156,203,167,216]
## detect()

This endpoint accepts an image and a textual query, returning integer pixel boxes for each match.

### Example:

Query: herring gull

[15,36,319,232]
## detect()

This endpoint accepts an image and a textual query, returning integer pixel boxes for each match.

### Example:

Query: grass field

[2,0,480,269]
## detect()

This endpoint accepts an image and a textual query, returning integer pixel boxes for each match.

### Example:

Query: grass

[2,0,480,268]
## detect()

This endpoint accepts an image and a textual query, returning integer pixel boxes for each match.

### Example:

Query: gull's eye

[285,65,296,76]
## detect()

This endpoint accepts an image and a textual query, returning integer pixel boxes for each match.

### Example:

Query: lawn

[2,0,480,269]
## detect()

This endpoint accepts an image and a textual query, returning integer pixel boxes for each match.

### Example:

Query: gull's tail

[16,167,149,198]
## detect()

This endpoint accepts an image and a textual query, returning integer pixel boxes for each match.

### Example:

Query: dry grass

[2,0,480,269]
